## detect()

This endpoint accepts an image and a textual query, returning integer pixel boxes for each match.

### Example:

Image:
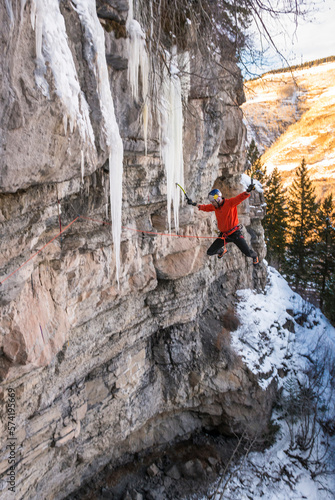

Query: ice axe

[249,170,263,191]
[248,175,255,192]
[176,183,192,203]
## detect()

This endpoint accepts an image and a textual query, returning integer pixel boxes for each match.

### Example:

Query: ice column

[159,49,185,233]
[29,0,124,283]
[126,0,150,153]
[73,0,124,284]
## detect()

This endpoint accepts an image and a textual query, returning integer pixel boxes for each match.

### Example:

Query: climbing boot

[217,247,227,259]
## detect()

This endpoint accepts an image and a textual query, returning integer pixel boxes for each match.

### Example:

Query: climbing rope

[0,214,224,286]
[80,216,224,240]
[0,216,80,286]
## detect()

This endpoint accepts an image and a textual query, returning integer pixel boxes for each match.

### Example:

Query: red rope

[0,216,80,286]
[80,216,223,240]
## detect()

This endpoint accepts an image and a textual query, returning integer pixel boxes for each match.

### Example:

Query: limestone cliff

[0,1,268,499]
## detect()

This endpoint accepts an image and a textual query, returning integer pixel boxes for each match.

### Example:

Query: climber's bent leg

[227,230,257,259]
[207,237,225,256]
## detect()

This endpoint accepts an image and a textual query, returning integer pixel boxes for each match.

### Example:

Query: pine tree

[312,194,335,311]
[285,159,318,291]
[263,167,288,270]
[323,275,335,325]
[246,139,267,181]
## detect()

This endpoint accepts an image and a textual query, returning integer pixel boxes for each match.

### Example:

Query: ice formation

[28,0,124,283]
[159,49,185,233]
[5,0,14,29]
[73,0,124,284]
[126,3,185,232]
[126,0,150,153]
[81,150,85,184]
[29,0,95,146]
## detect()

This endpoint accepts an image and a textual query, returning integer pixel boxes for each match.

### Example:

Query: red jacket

[198,192,250,233]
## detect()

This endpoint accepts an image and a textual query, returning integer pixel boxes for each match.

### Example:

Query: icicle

[126,0,150,153]
[159,48,184,233]
[35,1,43,61]
[109,145,123,285]
[143,102,149,155]
[63,114,68,136]
[30,0,36,29]
[126,0,134,25]
[140,47,150,155]
[81,150,84,183]
[127,19,147,102]
[73,0,124,285]
[5,0,14,29]
[27,0,124,283]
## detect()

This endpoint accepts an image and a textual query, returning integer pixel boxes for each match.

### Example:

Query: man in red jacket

[188,186,259,264]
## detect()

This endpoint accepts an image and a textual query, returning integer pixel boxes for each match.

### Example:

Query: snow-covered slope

[242,61,335,200]
[202,266,335,499]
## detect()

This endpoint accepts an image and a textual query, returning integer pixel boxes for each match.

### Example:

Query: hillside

[242,60,335,200]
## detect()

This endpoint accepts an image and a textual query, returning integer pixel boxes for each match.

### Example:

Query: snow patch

[265,160,298,174]
[201,267,335,499]
[309,153,335,172]
[290,135,318,147]
[245,91,279,104]
[261,61,335,81]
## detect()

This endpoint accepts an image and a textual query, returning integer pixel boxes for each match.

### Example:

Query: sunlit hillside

[242,60,335,200]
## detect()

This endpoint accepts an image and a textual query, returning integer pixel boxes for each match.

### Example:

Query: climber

[187,185,259,264]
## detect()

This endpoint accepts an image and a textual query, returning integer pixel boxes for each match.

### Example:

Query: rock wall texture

[0,1,269,499]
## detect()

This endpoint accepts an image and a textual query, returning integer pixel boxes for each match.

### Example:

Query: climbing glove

[246,183,255,193]
[187,199,197,206]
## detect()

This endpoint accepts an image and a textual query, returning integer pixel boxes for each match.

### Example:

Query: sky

[245,0,335,75]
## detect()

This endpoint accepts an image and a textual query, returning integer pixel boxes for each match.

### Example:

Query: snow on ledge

[231,266,335,390]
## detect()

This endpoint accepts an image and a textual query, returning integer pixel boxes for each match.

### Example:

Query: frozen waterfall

[126,4,186,234]
[28,0,124,284]
[73,0,124,285]
[159,49,185,233]
[126,0,150,153]
[29,0,95,145]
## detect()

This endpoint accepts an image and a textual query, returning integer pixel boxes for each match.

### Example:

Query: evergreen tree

[312,194,335,311]
[323,275,335,325]
[263,167,288,270]
[285,159,318,290]
[246,139,267,181]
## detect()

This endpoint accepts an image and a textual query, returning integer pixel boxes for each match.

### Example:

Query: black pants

[207,229,257,259]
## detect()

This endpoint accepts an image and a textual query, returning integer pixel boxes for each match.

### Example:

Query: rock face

[0,2,268,499]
